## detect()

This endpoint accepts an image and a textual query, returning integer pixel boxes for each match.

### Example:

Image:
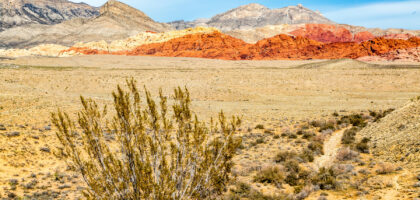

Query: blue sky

[71,0,420,29]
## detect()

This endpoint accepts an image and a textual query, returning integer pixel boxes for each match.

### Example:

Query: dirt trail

[314,128,347,170]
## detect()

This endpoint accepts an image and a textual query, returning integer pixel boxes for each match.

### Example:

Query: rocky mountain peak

[0,0,99,31]
[100,0,149,20]
[170,3,334,31]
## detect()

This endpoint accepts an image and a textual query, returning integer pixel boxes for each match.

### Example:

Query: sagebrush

[52,79,242,200]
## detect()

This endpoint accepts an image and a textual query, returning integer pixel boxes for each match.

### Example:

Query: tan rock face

[68,27,219,53]
[0,44,68,57]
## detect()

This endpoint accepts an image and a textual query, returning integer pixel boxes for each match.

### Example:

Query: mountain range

[0,0,419,63]
[0,0,171,48]
[170,3,334,31]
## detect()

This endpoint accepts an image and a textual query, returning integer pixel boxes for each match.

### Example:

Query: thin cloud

[324,1,420,29]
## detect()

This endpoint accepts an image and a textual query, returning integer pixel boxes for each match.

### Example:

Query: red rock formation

[62,32,420,61]
[354,31,375,43]
[289,24,379,43]
[126,32,254,60]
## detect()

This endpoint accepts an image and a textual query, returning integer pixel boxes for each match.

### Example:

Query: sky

[71,0,420,30]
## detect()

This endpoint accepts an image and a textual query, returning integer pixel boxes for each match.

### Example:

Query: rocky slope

[358,98,420,167]
[0,0,172,48]
[0,0,99,31]
[170,3,334,31]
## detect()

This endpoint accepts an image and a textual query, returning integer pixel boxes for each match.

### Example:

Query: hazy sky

[71,0,420,29]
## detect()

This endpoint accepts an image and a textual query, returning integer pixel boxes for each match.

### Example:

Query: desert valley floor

[0,55,420,199]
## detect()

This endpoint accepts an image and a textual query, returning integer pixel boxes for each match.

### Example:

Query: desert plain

[0,55,420,199]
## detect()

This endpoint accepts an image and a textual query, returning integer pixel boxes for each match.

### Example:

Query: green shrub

[227,182,287,200]
[319,121,336,132]
[253,166,284,185]
[311,167,337,190]
[256,138,265,144]
[274,151,297,163]
[308,141,324,155]
[255,124,265,129]
[298,149,315,163]
[341,127,359,145]
[302,132,315,139]
[52,79,242,199]
[356,137,370,153]
[284,160,300,173]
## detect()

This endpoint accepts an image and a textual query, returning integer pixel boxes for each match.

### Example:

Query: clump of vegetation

[308,141,324,155]
[370,108,395,122]
[338,113,366,127]
[298,149,315,163]
[255,124,265,129]
[274,151,297,163]
[336,147,359,161]
[356,137,370,153]
[319,121,336,132]
[302,132,315,140]
[52,79,242,199]
[341,127,359,145]
[376,163,396,174]
[311,167,337,190]
[228,181,289,200]
[253,166,284,186]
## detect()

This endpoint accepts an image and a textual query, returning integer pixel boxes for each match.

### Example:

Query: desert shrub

[338,113,366,127]
[356,137,370,153]
[376,163,396,174]
[229,182,251,196]
[253,166,284,186]
[341,127,359,145]
[302,132,315,139]
[336,147,359,161]
[284,160,300,173]
[308,141,324,155]
[227,182,286,200]
[348,114,366,127]
[256,138,265,144]
[52,79,242,199]
[371,108,395,122]
[273,135,280,139]
[274,151,297,163]
[298,149,315,163]
[289,133,298,139]
[310,120,324,128]
[319,121,336,132]
[227,190,289,200]
[285,173,299,186]
[311,167,337,190]
[255,124,265,129]
[284,168,310,186]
